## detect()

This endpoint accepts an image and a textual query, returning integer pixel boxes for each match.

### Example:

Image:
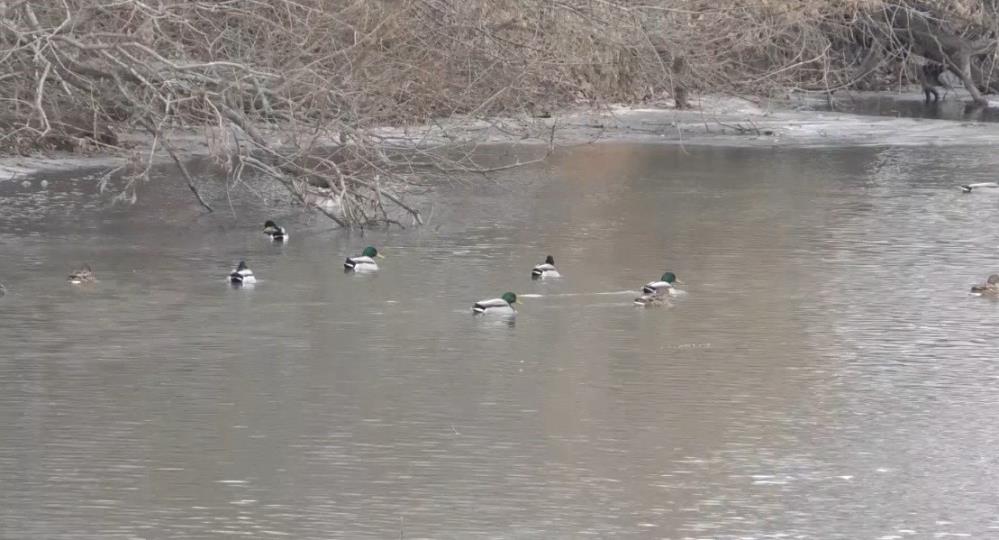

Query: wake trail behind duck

[520,290,635,298]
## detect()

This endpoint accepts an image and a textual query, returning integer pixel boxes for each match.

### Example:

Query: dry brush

[1,1,997,226]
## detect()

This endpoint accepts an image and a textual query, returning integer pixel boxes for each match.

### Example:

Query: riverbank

[3,91,999,182]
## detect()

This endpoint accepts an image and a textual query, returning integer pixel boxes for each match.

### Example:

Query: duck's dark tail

[343,258,355,270]
[961,185,973,193]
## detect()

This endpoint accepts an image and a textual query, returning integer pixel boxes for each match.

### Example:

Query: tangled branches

[0,0,461,226]
[1,1,998,226]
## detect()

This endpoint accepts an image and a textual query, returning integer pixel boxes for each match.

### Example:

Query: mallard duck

[971,274,999,295]
[472,292,519,315]
[531,255,561,279]
[633,291,672,307]
[642,272,682,296]
[263,220,288,241]
[0,281,6,296]
[229,260,256,285]
[68,265,96,284]
[344,246,383,272]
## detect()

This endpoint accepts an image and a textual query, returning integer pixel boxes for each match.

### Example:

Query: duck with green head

[263,220,288,241]
[229,260,256,285]
[344,246,383,272]
[531,255,561,279]
[473,292,519,315]
[642,271,683,296]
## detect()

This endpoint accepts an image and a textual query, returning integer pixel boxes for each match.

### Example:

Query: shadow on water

[5,143,999,537]
[812,92,999,122]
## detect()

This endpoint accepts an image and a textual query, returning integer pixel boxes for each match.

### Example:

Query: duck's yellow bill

[376,254,385,259]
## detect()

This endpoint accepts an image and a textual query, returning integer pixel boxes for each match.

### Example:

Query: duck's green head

[661,272,678,283]
[264,220,277,228]
[989,274,999,285]
[362,246,383,258]
[502,292,518,305]
[545,255,555,265]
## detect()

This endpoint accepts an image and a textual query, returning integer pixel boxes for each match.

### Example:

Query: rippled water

[4,144,999,538]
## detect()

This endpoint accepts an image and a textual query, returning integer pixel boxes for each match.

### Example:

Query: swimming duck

[971,274,999,295]
[344,246,383,272]
[642,272,682,296]
[229,260,256,285]
[263,220,288,241]
[633,291,672,307]
[472,292,519,315]
[531,255,561,279]
[960,182,999,193]
[0,281,6,296]
[68,265,96,284]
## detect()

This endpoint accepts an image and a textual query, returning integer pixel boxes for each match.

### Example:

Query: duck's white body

[531,263,561,278]
[633,292,672,307]
[263,221,288,241]
[472,298,516,315]
[344,256,379,272]
[266,228,288,241]
[642,281,679,296]
[229,267,256,284]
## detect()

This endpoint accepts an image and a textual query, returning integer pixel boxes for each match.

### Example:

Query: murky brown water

[4,143,999,538]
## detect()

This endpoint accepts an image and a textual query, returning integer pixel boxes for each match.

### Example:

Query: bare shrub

[1,1,997,226]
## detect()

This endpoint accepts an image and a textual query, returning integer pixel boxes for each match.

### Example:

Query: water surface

[3,144,999,538]
[817,92,999,122]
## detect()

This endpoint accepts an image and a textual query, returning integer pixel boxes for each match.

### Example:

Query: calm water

[819,93,999,122]
[4,143,999,539]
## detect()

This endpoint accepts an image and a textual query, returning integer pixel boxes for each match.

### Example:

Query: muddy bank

[3,92,999,182]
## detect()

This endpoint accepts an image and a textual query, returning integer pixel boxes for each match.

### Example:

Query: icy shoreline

[3,91,998,181]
